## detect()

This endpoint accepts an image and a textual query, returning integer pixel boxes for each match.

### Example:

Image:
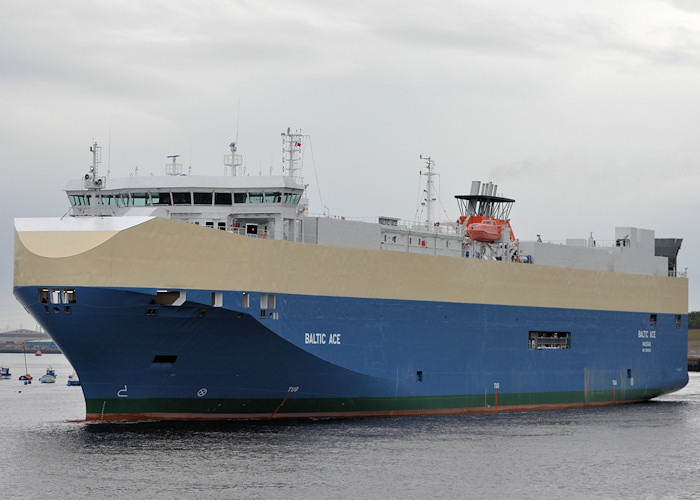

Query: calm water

[1,352,698,499]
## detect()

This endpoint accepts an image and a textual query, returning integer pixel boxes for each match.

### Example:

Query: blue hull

[14,285,689,420]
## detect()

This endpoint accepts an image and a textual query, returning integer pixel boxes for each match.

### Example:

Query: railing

[306,213,460,235]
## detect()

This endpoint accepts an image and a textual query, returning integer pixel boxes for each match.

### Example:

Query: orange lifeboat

[467,218,503,242]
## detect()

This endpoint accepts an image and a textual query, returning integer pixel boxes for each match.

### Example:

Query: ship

[13,129,688,421]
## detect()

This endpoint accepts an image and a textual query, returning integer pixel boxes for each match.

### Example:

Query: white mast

[90,142,101,180]
[224,142,242,176]
[419,155,437,228]
[85,142,104,189]
[281,127,304,182]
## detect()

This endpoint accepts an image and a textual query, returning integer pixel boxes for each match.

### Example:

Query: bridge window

[242,292,250,308]
[172,192,191,205]
[529,331,571,350]
[69,195,85,206]
[234,192,247,203]
[248,192,263,203]
[116,193,129,207]
[676,315,682,329]
[151,192,171,205]
[215,192,232,205]
[38,288,49,303]
[131,192,149,206]
[194,192,213,205]
[101,195,116,206]
[265,192,282,203]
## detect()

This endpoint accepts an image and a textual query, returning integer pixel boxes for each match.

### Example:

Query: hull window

[260,294,276,309]
[150,290,186,306]
[529,331,571,350]
[62,289,76,304]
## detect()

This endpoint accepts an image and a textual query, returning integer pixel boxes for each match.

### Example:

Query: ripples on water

[1,353,698,499]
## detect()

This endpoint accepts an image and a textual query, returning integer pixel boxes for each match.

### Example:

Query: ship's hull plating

[13,217,689,421]
[13,286,688,421]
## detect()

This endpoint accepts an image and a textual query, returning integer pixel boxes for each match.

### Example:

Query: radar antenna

[166,155,182,176]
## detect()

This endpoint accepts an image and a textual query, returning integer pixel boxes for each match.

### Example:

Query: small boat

[67,372,81,386]
[35,350,42,356]
[467,218,504,242]
[39,367,56,383]
[0,366,11,379]
[19,341,32,383]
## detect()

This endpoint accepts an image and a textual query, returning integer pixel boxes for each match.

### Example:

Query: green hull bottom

[84,387,674,422]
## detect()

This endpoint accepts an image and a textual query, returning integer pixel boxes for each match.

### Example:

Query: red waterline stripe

[83,399,648,423]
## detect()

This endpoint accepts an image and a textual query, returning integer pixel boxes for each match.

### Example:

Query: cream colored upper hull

[14,217,688,314]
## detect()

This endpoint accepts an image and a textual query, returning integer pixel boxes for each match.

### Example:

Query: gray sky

[2,0,699,328]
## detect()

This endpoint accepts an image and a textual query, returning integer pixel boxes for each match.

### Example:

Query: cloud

[2,0,700,325]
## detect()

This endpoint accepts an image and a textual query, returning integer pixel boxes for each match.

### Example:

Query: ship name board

[637,330,656,338]
[305,333,341,345]
[638,330,655,353]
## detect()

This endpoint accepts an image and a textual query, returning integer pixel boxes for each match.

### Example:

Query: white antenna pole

[224,142,241,176]
[281,127,304,182]
[419,155,436,228]
[107,124,111,178]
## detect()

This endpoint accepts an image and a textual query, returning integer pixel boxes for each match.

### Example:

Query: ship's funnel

[470,181,481,196]
[468,181,481,214]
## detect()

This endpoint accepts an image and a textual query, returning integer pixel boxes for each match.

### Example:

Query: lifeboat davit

[467,218,504,243]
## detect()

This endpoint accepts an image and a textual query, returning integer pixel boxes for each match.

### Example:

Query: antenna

[224,142,242,176]
[281,127,306,182]
[419,155,437,228]
[166,155,182,176]
[235,100,240,144]
[107,124,111,178]
[84,142,105,193]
